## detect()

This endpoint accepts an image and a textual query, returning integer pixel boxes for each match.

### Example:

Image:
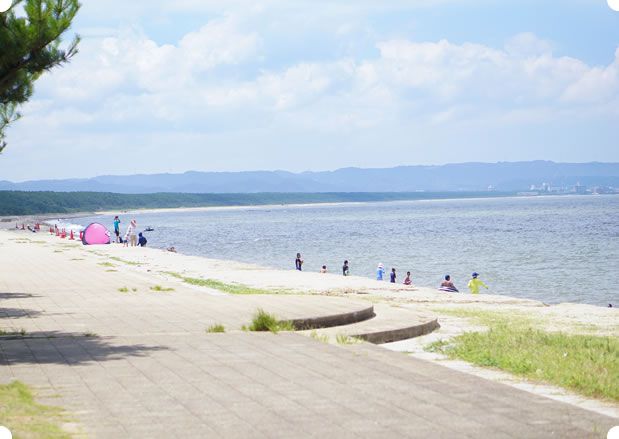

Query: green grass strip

[162,271,282,295]
[109,256,141,266]
[427,313,619,401]
[0,381,72,438]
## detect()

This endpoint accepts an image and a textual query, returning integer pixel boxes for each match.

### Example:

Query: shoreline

[1,228,617,321]
[2,219,615,309]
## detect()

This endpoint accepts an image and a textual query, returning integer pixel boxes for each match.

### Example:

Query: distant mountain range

[2,161,618,193]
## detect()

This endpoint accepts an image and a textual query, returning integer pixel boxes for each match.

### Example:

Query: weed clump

[206,324,226,333]
[150,285,174,292]
[247,309,295,333]
[310,330,329,343]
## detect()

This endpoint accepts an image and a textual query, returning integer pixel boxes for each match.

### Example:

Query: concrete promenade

[0,231,617,438]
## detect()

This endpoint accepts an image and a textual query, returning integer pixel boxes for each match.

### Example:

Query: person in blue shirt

[138,232,147,247]
[376,263,385,281]
[295,253,303,271]
[113,215,121,243]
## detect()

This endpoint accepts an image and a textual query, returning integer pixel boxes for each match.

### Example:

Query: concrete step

[300,304,439,344]
[286,304,375,329]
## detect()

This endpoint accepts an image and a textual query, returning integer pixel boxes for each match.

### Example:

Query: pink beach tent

[81,222,111,245]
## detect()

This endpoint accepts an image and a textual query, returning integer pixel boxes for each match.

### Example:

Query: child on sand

[376,263,385,281]
[439,275,459,292]
[342,260,349,276]
[467,272,488,294]
[404,271,412,286]
[320,265,327,273]
[138,232,147,247]
[295,253,303,271]
[390,268,396,283]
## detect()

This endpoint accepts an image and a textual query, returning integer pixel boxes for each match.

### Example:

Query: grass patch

[0,380,72,438]
[335,334,362,345]
[150,285,174,292]
[109,256,141,266]
[310,330,329,343]
[426,313,619,402]
[69,258,84,261]
[0,328,27,337]
[105,269,118,272]
[131,288,138,292]
[98,262,115,268]
[206,324,226,333]
[117,287,129,293]
[247,309,295,333]
[432,307,535,327]
[161,271,285,295]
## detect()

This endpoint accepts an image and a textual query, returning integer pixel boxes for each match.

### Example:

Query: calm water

[75,195,619,306]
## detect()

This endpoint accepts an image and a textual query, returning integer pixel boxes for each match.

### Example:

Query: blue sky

[1,0,618,181]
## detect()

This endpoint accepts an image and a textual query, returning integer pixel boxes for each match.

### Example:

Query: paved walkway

[0,233,617,438]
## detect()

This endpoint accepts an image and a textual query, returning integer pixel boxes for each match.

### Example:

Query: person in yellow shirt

[467,272,488,294]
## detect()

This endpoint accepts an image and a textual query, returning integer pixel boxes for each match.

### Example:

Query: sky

[1,0,619,181]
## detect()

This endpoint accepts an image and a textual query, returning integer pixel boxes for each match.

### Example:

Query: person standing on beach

[376,263,385,281]
[113,216,121,243]
[390,268,397,283]
[342,260,349,276]
[295,253,303,271]
[467,272,488,294]
[125,219,137,247]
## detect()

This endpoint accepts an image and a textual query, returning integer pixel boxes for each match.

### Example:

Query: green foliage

[0,0,81,152]
[247,309,295,333]
[183,276,275,295]
[335,334,362,345]
[109,256,140,266]
[150,285,174,292]
[206,324,225,333]
[0,380,71,438]
[162,271,287,295]
[310,330,329,343]
[0,191,513,216]
[428,315,619,401]
[0,328,26,336]
[117,287,129,293]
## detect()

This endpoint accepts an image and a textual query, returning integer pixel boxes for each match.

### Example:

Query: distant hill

[0,191,513,216]
[1,161,618,193]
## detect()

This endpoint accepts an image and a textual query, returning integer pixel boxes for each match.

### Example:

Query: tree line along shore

[0,190,517,216]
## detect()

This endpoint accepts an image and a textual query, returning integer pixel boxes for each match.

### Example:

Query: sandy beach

[2,227,616,336]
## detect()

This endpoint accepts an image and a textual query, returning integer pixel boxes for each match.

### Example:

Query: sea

[73,194,619,307]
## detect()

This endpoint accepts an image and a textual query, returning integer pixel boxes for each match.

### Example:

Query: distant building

[574,183,587,194]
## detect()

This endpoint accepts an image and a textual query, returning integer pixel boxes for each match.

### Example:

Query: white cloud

[4,7,618,181]
[30,20,619,129]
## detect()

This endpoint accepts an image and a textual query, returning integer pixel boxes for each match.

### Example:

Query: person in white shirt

[124,219,137,247]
